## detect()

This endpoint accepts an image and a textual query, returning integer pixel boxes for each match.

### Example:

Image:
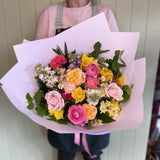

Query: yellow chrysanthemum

[108,101,121,114]
[80,54,94,69]
[49,109,64,120]
[100,68,113,82]
[66,68,84,86]
[106,101,121,120]
[71,87,86,103]
[82,104,97,120]
[116,76,125,86]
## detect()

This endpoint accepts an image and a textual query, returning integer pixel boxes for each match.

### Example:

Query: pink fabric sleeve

[106,9,119,32]
[98,6,119,32]
[36,8,49,40]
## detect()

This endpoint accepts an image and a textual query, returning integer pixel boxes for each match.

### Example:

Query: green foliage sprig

[26,91,48,116]
[88,42,110,59]
[106,50,126,77]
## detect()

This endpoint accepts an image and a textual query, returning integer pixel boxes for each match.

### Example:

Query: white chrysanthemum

[48,70,55,75]
[39,74,44,80]
[53,76,58,83]
[87,99,99,106]
[100,101,107,113]
[105,63,109,67]
[44,66,51,71]
[58,83,64,90]
[86,89,101,106]
[46,82,54,88]
[101,76,105,82]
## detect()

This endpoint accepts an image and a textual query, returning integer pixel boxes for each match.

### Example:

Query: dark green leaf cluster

[52,42,69,57]
[88,42,109,59]
[96,112,115,123]
[26,91,48,116]
[106,50,126,77]
[122,84,134,102]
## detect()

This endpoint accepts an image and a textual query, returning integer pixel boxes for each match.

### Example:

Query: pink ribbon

[74,133,97,159]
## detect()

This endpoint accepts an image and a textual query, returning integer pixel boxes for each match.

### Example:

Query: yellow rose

[81,54,94,69]
[82,104,97,120]
[49,109,64,120]
[116,76,125,86]
[66,68,85,86]
[71,87,86,103]
[100,68,113,82]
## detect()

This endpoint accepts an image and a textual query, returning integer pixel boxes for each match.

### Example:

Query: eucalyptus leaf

[27,103,34,110]
[34,91,43,104]
[26,93,33,103]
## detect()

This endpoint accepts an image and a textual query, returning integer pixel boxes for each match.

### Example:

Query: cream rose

[105,83,123,101]
[45,91,64,111]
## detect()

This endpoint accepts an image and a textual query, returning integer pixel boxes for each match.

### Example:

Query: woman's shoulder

[98,4,113,15]
[41,3,58,15]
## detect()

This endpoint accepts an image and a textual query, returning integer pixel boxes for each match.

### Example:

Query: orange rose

[82,104,97,120]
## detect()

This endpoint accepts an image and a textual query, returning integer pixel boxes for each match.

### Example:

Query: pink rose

[67,105,86,125]
[45,91,64,111]
[50,55,67,70]
[105,83,123,101]
[64,82,76,93]
[85,64,99,78]
[85,76,100,89]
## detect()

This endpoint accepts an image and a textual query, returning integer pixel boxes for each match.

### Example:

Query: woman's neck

[64,0,89,8]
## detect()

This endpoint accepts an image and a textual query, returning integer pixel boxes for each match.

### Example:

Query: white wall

[0,0,160,160]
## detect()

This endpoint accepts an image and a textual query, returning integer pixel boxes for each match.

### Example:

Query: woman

[36,0,119,160]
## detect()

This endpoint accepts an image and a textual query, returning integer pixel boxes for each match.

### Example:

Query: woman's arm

[36,8,49,40]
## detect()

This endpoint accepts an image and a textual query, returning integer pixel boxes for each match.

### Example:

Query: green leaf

[34,91,43,104]
[113,50,121,61]
[88,42,109,59]
[27,103,34,110]
[26,93,33,103]
[122,84,134,102]
[97,113,115,123]
[35,76,48,93]
[57,45,64,55]
[36,107,48,116]
[94,42,101,51]
[48,116,68,124]
[52,48,61,55]
[64,42,68,57]
[122,92,130,102]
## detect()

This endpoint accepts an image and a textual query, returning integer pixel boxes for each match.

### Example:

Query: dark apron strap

[55,1,98,28]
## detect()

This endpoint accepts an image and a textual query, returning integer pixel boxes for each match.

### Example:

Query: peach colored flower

[45,90,64,111]
[66,68,85,86]
[82,104,97,120]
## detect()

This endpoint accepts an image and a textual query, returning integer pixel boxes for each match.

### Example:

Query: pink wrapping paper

[0,13,145,134]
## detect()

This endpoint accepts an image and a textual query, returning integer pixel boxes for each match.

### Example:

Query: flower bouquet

[0,13,145,134]
[26,42,133,129]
